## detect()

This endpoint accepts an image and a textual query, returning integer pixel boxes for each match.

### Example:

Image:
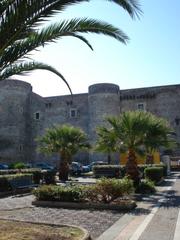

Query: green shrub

[14,162,26,169]
[153,164,167,177]
[144,167,163,184]
[120,166,126,178]
[0,169,42,185]
[33,185,84,202]
[138,165,149,178]
[42,171,56,184]
[0,176,12,192]
[136,179,156,194]
[0,174,33,192]
[93,165,121,178]
[85,177,134,203]
[9,162,26,169]
[33,177,134,203]
[32,171,42,184]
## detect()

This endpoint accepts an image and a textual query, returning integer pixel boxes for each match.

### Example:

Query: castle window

[19,107,23,113]
[137,103,145,111]
[45,103,52,108]
[35,112,40,120]
[175,117,180,126]
[69,108,77,118]
[19,145,23,152]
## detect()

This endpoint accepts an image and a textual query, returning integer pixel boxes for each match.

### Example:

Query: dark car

[69,162,82,176]
[81,165,91,173]
[88,161,107,171]
[34,162,55,171]
[0,163,9,170]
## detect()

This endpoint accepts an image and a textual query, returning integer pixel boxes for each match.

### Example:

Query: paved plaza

[0,172,180,239]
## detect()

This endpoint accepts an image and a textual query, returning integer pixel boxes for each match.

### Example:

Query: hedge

[33,177,134,203]
[144,167,164,184]
[0,169,56,185]
[93,163,167,179]
[93,165,121,178]
[0,174,33,192]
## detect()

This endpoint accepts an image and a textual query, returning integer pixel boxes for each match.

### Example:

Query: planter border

[0,218,90,240]
[32,200,136,211]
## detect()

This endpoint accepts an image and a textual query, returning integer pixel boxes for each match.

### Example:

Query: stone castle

[0,80,180,166]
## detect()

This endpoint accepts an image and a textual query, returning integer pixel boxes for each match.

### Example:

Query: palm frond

[0,0,142,82]
[0,0,141,50]
[0,61,72,95]
[0,18,128,70]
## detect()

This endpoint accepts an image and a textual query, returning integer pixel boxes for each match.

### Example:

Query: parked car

[69,162,82,176]
[88,161,107,171]
[0,163,9,169]
[81,165,91,173]
[34,162,55,171]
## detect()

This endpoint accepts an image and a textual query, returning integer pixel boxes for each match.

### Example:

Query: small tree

[38,124,90,181]
[101,111,176,184]
[107,111,148,184]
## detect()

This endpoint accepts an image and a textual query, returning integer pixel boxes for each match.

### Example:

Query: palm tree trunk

[146,153,154,164]
[107,153,111,165]
[59,152,69,181]
[126,149,140,185]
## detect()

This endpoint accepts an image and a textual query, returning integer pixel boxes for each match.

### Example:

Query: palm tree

[105,111,176,184]
[38,124,90,181]
[96,126,117,164]
[0,0,141,93]
[107,111,148,184]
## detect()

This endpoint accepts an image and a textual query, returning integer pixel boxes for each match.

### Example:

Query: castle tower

[88,83,120,163]
[0,80,32,163]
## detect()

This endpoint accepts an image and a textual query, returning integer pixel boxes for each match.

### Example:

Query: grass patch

[0,220,84,240]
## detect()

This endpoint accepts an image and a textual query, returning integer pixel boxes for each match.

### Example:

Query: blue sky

[19,0,180,97]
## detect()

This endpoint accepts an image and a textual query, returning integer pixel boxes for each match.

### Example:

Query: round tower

[88,83,120,162]
[0,80,32,163]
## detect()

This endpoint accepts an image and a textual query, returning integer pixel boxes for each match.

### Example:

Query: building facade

[0,80,180,166]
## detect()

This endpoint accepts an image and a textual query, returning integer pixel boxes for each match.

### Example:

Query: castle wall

[88,83,120,162]
[120,85,180,136]
[29,92,46,164]
[1,80,180,165]
[0,80,32,163]
[120,84,180,143]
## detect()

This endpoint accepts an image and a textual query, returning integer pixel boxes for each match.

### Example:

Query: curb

[32,200,136,211]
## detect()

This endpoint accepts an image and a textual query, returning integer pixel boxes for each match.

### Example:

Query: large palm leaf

[0,0,141,93]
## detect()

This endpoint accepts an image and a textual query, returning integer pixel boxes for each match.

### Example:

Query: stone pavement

[0,173,180,239]
[97,172,180,240]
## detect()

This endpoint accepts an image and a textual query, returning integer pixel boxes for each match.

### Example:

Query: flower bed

[33,177,136,210]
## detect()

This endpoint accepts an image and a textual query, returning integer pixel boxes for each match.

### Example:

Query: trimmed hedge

[93,165,121,178]
[0,174,33,192]
[93,163,167,179]
[144,167,164,184]
[33,177,134,203]
[33,185,85,202]
[0,169,56,185]
[0,168,41,175]
[138,164,167,178]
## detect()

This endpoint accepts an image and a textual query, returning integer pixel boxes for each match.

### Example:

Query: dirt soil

[0,220,84,240]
